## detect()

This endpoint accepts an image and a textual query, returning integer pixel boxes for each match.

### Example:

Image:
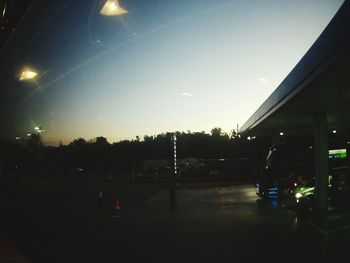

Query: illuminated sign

[328,149,347,159]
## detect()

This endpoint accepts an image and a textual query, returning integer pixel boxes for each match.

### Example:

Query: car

[291,166,350,213]
[256,141,350,202]
[256,142,314,199]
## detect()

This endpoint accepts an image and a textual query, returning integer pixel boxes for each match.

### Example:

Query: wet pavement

[0,177,349,262]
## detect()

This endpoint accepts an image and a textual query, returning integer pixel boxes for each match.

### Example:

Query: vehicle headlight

[295,192,303,199]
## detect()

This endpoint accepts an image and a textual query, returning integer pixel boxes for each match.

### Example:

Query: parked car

[256,142,350,203]
[256,143,314,199]
[291,166,350,213]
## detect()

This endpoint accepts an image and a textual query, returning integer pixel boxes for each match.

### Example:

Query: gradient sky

[0,0,344,145]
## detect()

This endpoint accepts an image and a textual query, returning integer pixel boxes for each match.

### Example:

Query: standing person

[96,187,103,208]
[112,193,121,218]
[169,186,177,210]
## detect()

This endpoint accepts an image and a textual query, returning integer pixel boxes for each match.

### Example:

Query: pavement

[0,233,30,263]
[0,176,350,262]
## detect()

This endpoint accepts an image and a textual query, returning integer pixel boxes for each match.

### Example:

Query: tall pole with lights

[173,133,177,176]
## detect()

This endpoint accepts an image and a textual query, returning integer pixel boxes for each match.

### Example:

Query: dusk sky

[0,0,344,145]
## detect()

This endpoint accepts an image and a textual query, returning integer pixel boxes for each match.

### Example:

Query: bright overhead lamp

[19,69,38,81]
[100,0,128,16]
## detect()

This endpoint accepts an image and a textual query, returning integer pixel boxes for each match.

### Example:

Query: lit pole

[173,133,177,176]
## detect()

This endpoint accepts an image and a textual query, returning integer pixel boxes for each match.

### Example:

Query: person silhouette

[96,186,103,208]
[112,193,121,218]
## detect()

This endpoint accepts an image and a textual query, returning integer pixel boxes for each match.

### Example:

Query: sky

[0,0,345,145]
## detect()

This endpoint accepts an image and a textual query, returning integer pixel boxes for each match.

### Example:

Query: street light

[99,0,128,16]
[35,126,45,133]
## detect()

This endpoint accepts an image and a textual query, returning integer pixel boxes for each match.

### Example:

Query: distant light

[279,132,284,136]
[34,126,45,133]
[309,146,313,149]
[247,136,251,141]
[2,3,7,18]
[100,0,128,16]
[294,183,297,187]
[271,200,278,207]
[15,137,21,140]
[295,192,303,199]
[27,133,31,136]
[332,130,337,134]
[19,69,38,81]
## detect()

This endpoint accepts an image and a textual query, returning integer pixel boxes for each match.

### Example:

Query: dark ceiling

[0,0,34,51]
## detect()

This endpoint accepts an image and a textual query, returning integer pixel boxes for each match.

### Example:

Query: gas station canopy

[240,1,350,137]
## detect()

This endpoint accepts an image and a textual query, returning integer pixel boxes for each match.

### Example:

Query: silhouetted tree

[0,127,273,179]
[27,133,42,148]
[211,127,222,137]
[96,136,109,145]
[69,138,87,147]
[230,129,238,139]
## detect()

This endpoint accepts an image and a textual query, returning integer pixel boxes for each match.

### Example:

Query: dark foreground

[0,176,349,262]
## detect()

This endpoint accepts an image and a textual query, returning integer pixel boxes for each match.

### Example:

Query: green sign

[328,149,347,159]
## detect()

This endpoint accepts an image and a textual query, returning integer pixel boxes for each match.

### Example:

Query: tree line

[0,128,271,177]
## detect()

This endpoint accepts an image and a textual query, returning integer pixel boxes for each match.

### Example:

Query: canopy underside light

[19,69,38,80]
[100,0,128,16]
